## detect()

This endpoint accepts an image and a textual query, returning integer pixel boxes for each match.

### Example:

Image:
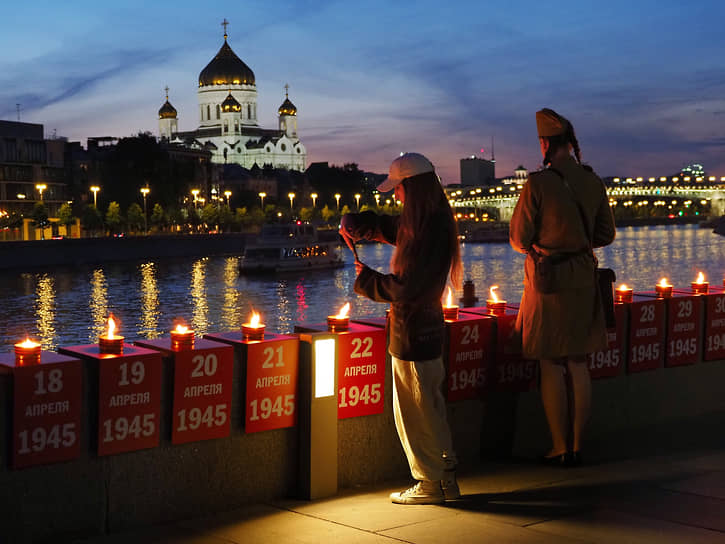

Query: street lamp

[224,190,232,207]
[311,192,318,208]
[191,189,200,209]
[259,191,266,208]
[288,192,296,211]
[36,183,47,201]
[140,186,150,234]
[354,193,361,211]
[90,186,100,207]
[374,193,380,207]
[334,193,341,211]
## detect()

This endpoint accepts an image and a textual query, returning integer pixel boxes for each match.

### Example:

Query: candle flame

[336,302,350,319]
[658,277,671,287]
[250,311,261,327]
[17,338,39,348]
[445,286,453,307]
[174,324,189,334]
[489,285,500,302]
[617,284,630,291]
[695,271,705,284]
[107,315,117,338]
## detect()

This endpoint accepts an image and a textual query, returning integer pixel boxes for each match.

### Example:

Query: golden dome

[221,91,242,113]
[158,97,177,119]
[278,97,297,116]
[199,37,255,87]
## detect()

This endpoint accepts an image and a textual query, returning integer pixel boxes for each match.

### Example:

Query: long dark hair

[542,121,582,167]
[391,172,462,289]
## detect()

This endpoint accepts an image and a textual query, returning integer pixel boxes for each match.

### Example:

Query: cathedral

[158,21,307,171]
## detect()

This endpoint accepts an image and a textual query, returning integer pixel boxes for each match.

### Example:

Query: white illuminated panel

[314,338,335,398]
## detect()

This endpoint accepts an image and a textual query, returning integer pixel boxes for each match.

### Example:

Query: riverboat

[239,223,344,274]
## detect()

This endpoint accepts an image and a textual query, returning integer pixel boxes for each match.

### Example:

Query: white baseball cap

[377,152,435,192]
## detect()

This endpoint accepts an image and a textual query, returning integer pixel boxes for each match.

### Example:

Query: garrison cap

[536,108,571,138]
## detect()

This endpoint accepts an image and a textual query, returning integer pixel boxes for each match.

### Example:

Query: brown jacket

[509,156,616,359]
[346,210,452,361]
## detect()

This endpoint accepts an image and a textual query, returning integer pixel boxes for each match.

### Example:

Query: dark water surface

[1,225,724,351]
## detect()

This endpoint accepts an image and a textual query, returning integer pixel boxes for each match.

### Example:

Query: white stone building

[158,23,307,171]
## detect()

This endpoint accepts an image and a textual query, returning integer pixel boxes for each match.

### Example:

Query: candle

[442,286,459,321]
[691,271,708,295]
[655,277,673,299]
[242,311,266,340]
[327,302,350,332]
[486,285,507,314]
[615,284,633,304]
[14,338,41,365]
[171,323,195,350]
[99,315,124,355]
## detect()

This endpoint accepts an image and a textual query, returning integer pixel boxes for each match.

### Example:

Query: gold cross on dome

[221,18,229,38]
[284,83,289,97]
[164,86,169,99]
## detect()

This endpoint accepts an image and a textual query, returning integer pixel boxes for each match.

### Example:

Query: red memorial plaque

[205,331,300,433]
[664,293,703,367]
[135,338,233,444]
[0,352,82,469]
[59,344,162,456]
[462,306,537,392]
[295,322,386,419]
[704,288,725,361]
[588,303,627,379]
[444,313,494,401]
[627,295,666,373]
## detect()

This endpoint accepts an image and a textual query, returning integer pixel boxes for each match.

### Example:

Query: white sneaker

[390,480,445,505]
[441,470,461,500]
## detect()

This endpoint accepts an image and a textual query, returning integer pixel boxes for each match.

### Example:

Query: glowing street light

[224,190,232,206]
[311,192,318,208]
[374,193,380,207]
[191,188,200,209]
[354,193,361,211]
[334,193,341,211]
[288,192,296,211]
[259,191,266,208]
[90,185,100,207]
[140,186,150,234]
[36,183,47,201]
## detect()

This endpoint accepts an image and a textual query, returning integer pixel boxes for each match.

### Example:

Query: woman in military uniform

[509,109,616,465]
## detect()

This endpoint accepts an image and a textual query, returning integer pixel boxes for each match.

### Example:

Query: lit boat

[239,223,344,274]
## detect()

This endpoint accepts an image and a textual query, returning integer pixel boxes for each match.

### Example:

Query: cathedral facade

[158,23,307,172]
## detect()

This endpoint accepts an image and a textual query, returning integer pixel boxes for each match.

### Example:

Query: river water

[1,224,724,352]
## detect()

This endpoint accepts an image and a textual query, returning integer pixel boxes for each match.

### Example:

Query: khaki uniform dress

[509,156,616,360]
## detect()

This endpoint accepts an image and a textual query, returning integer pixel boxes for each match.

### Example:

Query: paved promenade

[78,446,725,544]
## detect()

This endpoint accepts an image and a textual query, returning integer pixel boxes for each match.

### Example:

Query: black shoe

[539,452,568,467]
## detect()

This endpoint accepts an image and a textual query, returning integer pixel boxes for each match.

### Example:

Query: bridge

[446,177,725,222]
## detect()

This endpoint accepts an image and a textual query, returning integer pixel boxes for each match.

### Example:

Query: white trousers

[392,355,457,481]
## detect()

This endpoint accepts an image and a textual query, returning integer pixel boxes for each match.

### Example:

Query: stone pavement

[77,447,725,543]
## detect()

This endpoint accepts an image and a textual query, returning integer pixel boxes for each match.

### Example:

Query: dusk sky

[2,0,725,183]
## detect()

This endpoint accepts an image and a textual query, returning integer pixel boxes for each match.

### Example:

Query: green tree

[320,204,336,224]
[31,202,49,238]
[58,202,75,227]
[126,203,145,233]
[218,205,234,232]
[299,206,313,222]
[105,201,123,234]
[150,203,166,231]
[200,203,218,230]
[81,204,103,234]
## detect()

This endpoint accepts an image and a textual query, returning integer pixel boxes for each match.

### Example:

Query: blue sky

[2,0,725,182]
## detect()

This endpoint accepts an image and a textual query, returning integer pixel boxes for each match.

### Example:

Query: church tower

[197,20,257,129]
[220,90,243,162]
[158,87,178,140]
[278,84,298,138]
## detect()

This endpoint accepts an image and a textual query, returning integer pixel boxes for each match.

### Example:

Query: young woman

[509,109,616,466]
[340,152,462,504]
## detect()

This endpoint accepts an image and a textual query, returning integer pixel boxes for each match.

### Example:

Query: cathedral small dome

[158,99,177,119]
[221,91,242,113]
[199,38,256,87]
[278,97,297,116]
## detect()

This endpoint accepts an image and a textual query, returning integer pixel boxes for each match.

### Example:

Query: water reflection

[34,274,56,350]
[276,280,292,332]
[88,268,108,341]
[296,280,308,323]
[221,257,241,329]
[138,262,161,339]
[190,258,209,334]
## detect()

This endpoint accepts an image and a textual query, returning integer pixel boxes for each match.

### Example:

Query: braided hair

[542,119,582,166]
